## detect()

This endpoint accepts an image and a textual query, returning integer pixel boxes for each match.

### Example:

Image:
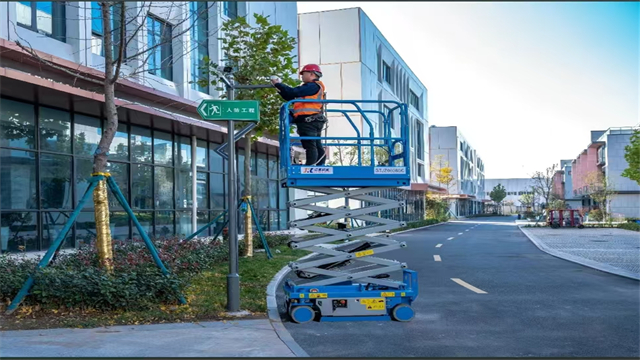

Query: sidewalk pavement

[519,226,640,280]
[0,319,296,357]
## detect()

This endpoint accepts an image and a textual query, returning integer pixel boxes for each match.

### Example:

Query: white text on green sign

[197,100,260,122]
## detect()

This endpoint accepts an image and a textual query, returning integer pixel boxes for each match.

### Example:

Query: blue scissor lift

[279,99,418,323]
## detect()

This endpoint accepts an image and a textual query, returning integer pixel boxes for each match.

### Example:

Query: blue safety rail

[279,99,411,188]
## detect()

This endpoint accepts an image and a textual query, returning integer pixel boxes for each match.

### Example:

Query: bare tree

[12,1,217,268]
[531,164,557,209]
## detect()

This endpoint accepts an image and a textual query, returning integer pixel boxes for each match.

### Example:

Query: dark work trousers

[295,116,326,166]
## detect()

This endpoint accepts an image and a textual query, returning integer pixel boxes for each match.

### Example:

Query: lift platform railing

[279,99,410,174]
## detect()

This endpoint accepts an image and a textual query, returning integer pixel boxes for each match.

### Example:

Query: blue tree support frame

[280,99,419,323]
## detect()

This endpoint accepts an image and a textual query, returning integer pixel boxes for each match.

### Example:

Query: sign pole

[226,82,240,312]
[195,76,269,313]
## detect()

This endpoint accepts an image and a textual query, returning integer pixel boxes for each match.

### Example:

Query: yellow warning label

[309,293,327,299]
[381,292,395,297]
[360,298,384,305]
[299,294,305,298]
[401,292,406,297]
[355,249,374,257]
[365,303,385,310]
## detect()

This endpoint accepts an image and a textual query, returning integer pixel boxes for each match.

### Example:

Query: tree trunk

[93,2,119,271]
[243,134,253,257]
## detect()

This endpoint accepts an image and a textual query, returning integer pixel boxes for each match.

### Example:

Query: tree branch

[111,1,127,84]
[12,23,103,85]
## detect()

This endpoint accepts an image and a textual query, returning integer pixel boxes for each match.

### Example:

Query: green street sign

[197,100,260,122]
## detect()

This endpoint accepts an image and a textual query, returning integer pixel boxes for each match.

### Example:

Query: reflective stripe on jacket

[292,80,325,117]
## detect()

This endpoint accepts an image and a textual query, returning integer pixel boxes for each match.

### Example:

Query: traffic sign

[197,100,260,122]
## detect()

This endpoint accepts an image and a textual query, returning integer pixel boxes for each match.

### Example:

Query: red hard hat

[300,64,322,77]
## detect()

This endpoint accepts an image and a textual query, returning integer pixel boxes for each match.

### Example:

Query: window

[17,2,66,41]
[410,91,420,111]
[417,163,425,178]
[90,2,125,58]
[223,1,238,19]
[415,120,424,160]
[1,99,36,149]
[382,62,391,85]
[190,2,209,93]
[147,16,173,81]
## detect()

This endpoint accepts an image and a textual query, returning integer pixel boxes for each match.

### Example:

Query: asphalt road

[276,216,640,357]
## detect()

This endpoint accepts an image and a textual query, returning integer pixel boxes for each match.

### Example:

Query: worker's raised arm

[274,81,321,101]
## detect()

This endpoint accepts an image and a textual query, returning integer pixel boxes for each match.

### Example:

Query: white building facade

[483,178,537,212]
[595,127,640,219]
[298,8,430,185]
[429,126,485,216]
[0,1,298,253]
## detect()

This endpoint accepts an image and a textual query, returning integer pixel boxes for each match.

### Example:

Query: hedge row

[0,234,292,312]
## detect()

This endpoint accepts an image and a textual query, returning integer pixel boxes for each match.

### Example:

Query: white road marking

[436,244,443,248]
[465,229,469,232]
[451,278,488,294]
[434,255,442,262]
[458,232,463,235]
[447,237,454,241]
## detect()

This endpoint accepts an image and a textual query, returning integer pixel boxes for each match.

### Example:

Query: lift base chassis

[284,269,418,323]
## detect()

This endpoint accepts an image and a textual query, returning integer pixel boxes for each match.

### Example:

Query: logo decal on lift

[301,167,333,174]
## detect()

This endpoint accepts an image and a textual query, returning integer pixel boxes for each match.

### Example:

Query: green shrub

[30,266,184,311]
[0,237,233,310]
[589,209,604,222]
[388,218,440,233]
[0,232,299,312]
[618,222,640,232]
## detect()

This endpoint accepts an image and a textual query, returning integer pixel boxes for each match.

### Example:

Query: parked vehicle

[547,209,584,229]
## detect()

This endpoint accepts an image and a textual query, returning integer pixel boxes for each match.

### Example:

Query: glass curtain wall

[0,96,288,253]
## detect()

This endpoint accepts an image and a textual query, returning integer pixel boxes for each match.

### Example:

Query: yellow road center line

[434,255,441,261]
[447,237,454,240]
[436,244,443,248]
[451,278,488,294]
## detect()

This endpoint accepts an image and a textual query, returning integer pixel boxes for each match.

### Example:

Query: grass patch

[0,246,306,331]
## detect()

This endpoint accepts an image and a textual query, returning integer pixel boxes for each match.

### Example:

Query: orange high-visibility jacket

[292,80,326,117]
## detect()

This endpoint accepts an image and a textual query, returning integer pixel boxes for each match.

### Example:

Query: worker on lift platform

[271,64,327,166]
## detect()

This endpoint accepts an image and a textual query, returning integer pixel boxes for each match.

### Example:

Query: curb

[518,226,640,281]
[264,220,448,357]
[266,252,314,358]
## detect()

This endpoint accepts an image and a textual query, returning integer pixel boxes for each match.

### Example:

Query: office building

[429,126,485,216]
[0,1,298,253]
[570,127,640,219]
[298,7,431,186]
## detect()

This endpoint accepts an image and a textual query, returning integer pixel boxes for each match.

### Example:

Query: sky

[296,1,639,179]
